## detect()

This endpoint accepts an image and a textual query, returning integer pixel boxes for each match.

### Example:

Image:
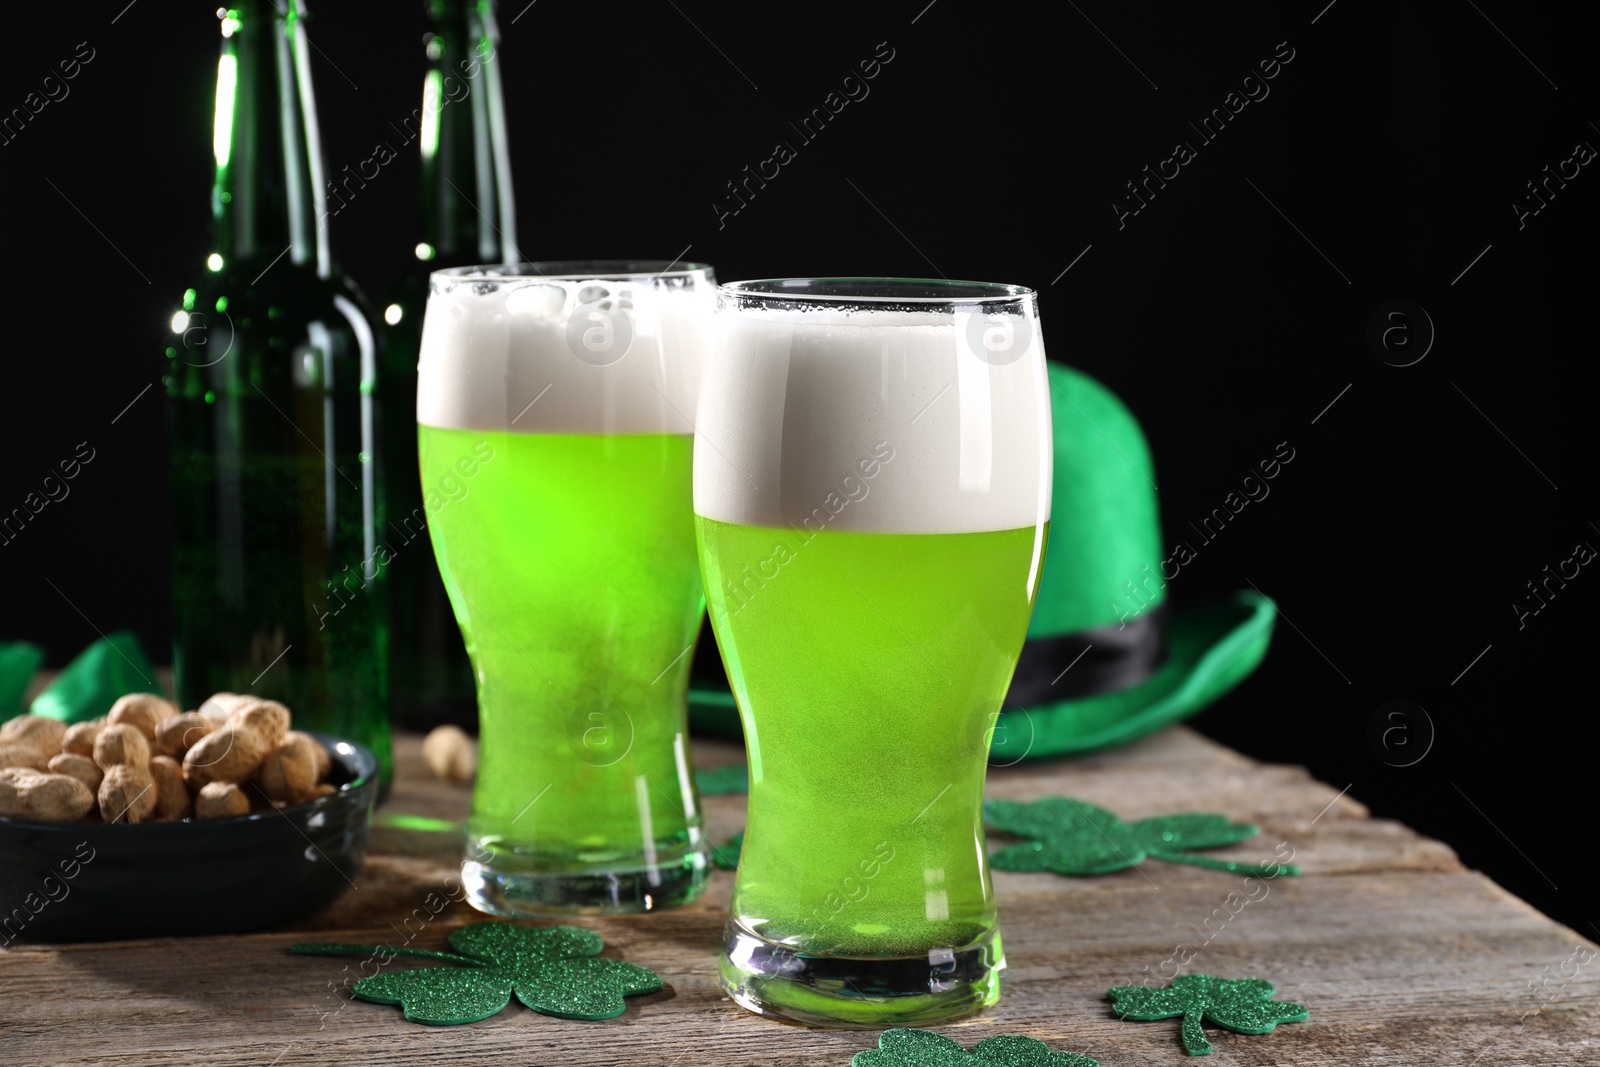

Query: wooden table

[3,727,1595,1065]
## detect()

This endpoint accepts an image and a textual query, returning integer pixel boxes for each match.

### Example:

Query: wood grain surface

[1,727,1594,1066]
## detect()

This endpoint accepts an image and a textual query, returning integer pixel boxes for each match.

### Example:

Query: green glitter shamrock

[711,830,744,870]
[1107,974,1309,1055]
[694,763,749,795]
[852,1027,1100,1066]
[984,797,1298,878]
[290,921,662,1025]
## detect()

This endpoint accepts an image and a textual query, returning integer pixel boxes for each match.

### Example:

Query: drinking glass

[417,261,715,915]
[696,278,1053,1025]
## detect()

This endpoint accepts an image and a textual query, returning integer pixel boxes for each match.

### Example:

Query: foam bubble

[417,274,712,435]
[693,307,1052,534]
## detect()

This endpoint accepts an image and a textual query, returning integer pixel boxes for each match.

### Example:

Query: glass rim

[431,260,715,283]
[719,277,1036,304]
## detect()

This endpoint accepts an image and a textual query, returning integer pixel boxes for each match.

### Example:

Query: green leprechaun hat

[687,361,1277,759]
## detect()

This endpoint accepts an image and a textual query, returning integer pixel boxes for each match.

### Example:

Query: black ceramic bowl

[0,732,377,942]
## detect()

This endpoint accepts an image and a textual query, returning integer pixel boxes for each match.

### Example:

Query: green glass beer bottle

[164,1,392,784]
[382,0,518,730]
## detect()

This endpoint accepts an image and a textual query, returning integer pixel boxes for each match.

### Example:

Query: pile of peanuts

[0,692,336,823]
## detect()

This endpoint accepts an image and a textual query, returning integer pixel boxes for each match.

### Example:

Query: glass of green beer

[697,278,1053,1026]
[417,261,716,915]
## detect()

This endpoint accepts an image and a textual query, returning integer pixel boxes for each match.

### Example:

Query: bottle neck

[211,0,329,278]
[418,0,519,267]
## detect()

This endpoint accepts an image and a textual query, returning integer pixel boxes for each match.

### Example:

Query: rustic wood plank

[1,726,1593,1066]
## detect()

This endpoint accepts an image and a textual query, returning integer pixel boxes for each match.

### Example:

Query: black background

[1,1,1594,939]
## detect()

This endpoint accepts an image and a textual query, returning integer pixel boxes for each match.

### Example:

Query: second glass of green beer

[696,278,1053,1026]
[417,261,715,915]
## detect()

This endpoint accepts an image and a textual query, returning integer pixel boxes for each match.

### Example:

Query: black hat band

[1002,603,1169,709]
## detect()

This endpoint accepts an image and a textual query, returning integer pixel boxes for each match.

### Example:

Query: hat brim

[686,590,1276,760]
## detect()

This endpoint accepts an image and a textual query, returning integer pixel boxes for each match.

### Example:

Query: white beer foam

[417,275,711,435]
[694,308,1052,534]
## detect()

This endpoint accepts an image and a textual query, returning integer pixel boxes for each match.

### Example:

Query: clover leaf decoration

[852,1027,1100,1066]
[711,830,744,870]
[984,797,1297,878]
[1107,974,1308,1055]
[291,921,662,1025]
[694,764,749,795]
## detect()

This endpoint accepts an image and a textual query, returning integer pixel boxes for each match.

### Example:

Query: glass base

[719,919,1004,1028]
[462,840,710,917]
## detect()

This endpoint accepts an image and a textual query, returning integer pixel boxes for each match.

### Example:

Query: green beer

[419,263,716,915]
[423,428,701,878]
[698,280,1053,1026]
[700,518,1045,953]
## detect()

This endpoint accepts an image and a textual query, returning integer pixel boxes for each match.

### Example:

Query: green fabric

[693,763,748,795]
[28,631,160,724]
[0,641,44,718]
[688,686,741,738]
[1034,362,1165,634]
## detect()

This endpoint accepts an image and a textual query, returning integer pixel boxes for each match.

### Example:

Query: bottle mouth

[432,261,715,284]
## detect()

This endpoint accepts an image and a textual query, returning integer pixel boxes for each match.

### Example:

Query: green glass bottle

[164,1,392,785]
[382,0,519,730]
